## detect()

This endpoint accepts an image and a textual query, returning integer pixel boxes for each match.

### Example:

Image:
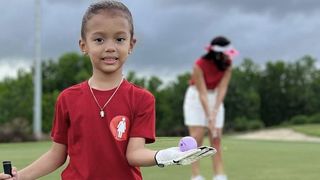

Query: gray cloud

[1,0,320,80]
[0,1,34,58]
[158,0,320,17]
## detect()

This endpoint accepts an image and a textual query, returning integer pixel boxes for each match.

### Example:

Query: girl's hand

[11,167,18,180]
[0,167,18,180]
[0,173,11,180]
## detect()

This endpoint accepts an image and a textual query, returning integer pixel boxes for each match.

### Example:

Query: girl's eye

[117,38,126,42]
[94,38,104,43]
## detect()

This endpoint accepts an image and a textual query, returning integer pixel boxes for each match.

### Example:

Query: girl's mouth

[102,57,118,65]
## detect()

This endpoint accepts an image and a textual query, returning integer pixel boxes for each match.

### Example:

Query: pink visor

[206,44,239,59]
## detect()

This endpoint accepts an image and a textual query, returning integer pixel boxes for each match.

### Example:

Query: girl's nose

[104,40,116,52]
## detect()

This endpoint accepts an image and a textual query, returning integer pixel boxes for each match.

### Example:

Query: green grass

[290,124,320,137]
[1,136,320,180]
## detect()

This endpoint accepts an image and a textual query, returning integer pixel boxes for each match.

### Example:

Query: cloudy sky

[1,0,319,81]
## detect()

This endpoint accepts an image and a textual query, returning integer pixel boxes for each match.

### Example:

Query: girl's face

[79,11,136,76]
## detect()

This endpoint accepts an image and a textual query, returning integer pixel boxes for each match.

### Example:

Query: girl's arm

[18,142,67,180]
[193,65,211,119]
[213,66,232,111]
[126,137,157,167]
[126,138,216,167]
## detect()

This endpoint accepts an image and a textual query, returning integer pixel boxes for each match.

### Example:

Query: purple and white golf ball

[179,136,197,152]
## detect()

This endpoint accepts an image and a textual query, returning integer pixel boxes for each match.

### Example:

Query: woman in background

[183,36,239,180]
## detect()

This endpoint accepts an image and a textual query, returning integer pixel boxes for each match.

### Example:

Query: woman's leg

[188,126,206,177]
[208,128,225,176]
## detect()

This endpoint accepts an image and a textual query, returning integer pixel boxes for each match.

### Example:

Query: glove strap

[154,151,165,168]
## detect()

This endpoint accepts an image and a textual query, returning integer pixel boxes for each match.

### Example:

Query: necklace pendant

[100,110,105,118]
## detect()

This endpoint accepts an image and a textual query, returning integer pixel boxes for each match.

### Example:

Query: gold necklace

[88,77,124,118]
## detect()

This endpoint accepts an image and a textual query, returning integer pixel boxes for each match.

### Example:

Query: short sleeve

[130,92,156,144]
[50,93,69,145]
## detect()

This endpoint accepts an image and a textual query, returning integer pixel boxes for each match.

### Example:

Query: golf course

[1,125,319,180]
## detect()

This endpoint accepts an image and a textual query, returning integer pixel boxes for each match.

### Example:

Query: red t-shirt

[51,79,156,180]
[190,58,231,89]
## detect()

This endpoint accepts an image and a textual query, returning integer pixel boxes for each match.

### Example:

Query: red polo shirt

[51,79,156,180]
[190,58,231,89]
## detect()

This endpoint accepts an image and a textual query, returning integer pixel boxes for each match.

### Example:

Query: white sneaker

[213,174,227,180]
[191,175,205,180]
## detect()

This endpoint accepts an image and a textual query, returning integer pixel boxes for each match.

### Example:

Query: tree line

[0,53,319,140]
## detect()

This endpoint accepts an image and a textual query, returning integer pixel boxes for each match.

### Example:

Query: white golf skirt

[183,86,225,128]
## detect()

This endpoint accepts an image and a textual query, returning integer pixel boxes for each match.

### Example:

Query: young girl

[0,1,214,179]
[183,36,238,180]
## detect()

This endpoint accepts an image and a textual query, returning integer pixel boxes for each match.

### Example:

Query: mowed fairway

[1,137,319,180]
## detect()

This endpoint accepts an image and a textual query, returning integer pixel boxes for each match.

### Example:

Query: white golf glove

[154,146,216,167]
